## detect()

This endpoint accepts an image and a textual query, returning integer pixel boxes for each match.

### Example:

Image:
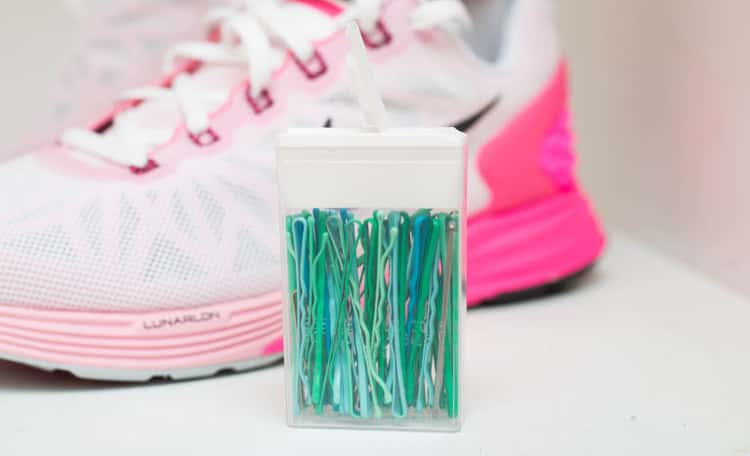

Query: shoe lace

[60,0,471,169]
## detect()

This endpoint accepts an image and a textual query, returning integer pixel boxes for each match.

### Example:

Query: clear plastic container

[276,127,466,431]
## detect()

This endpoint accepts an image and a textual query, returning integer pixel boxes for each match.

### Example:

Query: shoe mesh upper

[0,143,280,311]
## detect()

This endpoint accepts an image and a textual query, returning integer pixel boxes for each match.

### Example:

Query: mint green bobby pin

[386,211,408,417]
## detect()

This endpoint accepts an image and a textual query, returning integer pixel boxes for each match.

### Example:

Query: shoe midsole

[0,190,604,370]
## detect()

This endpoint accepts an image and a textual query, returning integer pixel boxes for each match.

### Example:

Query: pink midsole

[467,189,605,306]
[0,292,283,370]
[0,190,604,370]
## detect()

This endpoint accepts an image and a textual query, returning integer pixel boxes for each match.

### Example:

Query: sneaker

[0,0,604,381]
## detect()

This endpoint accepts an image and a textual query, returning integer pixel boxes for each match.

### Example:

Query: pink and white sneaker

[0,0,604,381]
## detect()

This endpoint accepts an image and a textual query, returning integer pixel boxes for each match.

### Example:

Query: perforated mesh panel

[194,182,226,241]
[0,147,281,312]
[171,192,197,240]
[80,199,103,258]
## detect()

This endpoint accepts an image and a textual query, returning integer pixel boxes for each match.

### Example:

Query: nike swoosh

[450,97,500,132]
[323,98,499,131]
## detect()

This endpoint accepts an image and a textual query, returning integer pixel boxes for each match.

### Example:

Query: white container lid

[276,127,466,209]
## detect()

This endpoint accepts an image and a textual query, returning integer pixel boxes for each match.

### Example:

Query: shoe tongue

[101,0,339,141]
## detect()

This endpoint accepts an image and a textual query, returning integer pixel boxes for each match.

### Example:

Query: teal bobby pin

[406,214,428,350]
[407,214,438,408]
[323,213,344,409]
[361,218,376,335]
[417,216,446,410]
[386,211,407,417]
[404,213,427,406]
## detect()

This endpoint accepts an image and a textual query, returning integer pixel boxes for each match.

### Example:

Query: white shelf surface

[1,232,749,455]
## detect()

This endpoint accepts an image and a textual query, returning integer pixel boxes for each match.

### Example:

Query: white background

[1,1,750,454]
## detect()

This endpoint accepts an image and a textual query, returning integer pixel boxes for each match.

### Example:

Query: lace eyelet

[189,128,220,147]
[246,87,274,114]
[130,159,159,175]
[362,20,392,49]
[293,50,328,79]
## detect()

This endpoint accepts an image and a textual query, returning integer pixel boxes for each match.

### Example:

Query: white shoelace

[61,0,471,169]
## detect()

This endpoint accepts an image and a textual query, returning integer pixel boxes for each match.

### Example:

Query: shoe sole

[467,189,605,306]
[0,190,603,381]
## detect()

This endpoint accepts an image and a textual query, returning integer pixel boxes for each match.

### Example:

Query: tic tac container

[275,22,466,432]
[276,126,466,431]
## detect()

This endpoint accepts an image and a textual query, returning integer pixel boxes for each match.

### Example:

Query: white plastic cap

[277,127,465,209]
